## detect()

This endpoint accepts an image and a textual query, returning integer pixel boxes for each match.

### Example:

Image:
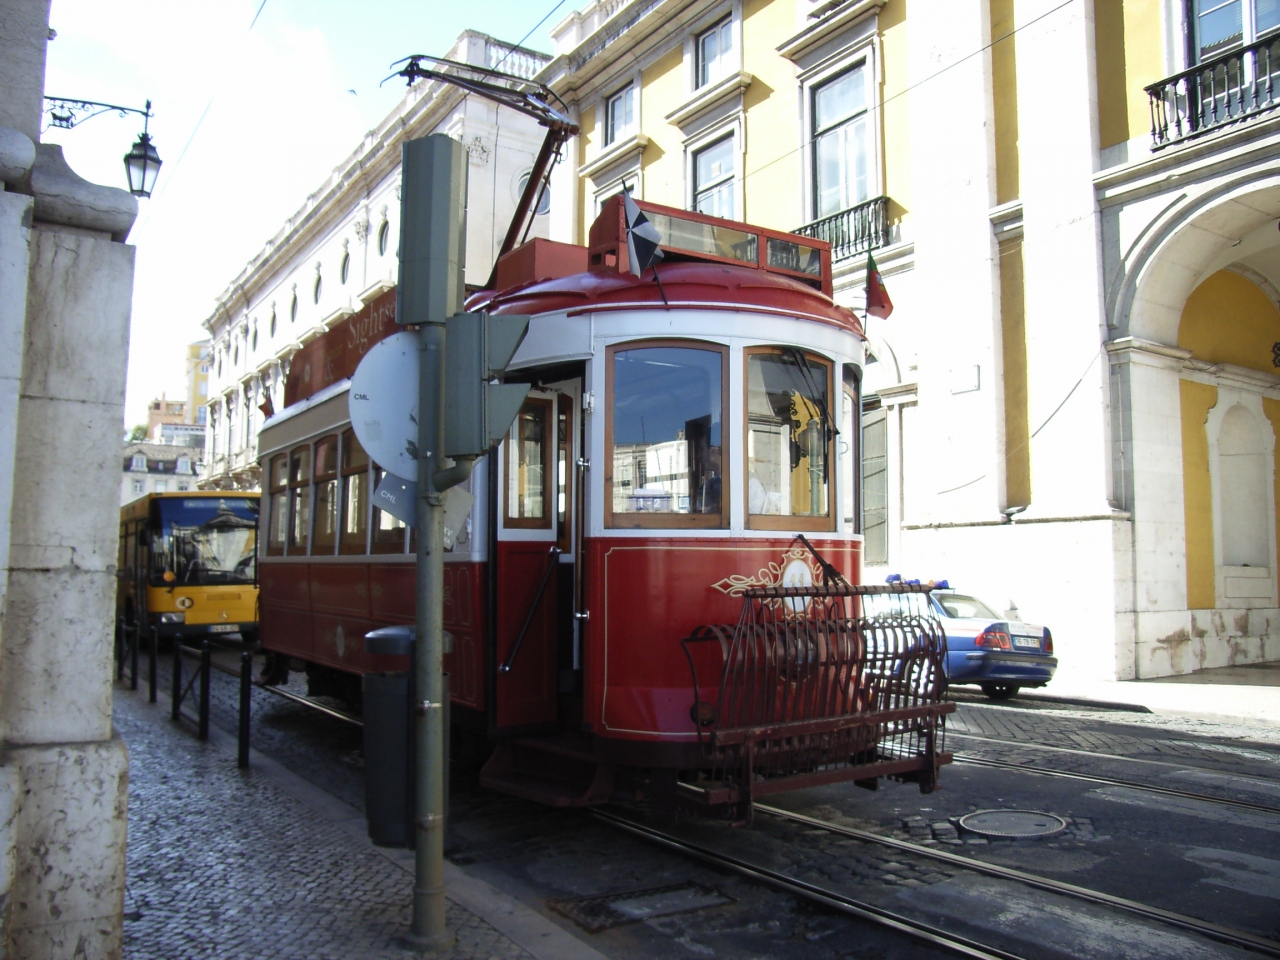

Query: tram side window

[558,400,573,551]
[268,454,288,555]
[746,348,834,530]
[372,467,408,553]
[313,436,339,554]
[340,430,370,554]
[505,399,552,527]
[607,342,726,528]
[289,446,311,554]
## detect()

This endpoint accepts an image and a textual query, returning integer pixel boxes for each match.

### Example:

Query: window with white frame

[155,480,168,493]
[696,17,733,88]
[131,454,147,472]
[1189,0,1280,61]
[132,479,144,494]
[177,482,190,491]
[812,65,870,219]
[861,403,888,564]
[693,136,735,218]
[605,85,636,145]
[177,458,192,475]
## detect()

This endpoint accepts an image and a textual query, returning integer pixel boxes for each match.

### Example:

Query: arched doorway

[1112,179,1280,677]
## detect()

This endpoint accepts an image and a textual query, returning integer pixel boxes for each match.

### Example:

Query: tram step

[479,739,615,807]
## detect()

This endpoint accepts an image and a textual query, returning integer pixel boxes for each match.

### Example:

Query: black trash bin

[362,625,415,847]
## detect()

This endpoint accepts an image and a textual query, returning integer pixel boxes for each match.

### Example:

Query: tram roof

[468,196,863,337]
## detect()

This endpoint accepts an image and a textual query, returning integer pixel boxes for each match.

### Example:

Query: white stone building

[201,31,552,490]
[121,442,202,505]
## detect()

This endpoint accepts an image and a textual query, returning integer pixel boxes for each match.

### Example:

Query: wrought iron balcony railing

[793,196,889,263]
[1146,31,1280,147]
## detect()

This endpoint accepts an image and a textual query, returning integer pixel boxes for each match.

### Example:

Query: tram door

[494,383,580,732]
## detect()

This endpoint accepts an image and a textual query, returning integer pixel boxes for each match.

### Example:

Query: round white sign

[349,331,420,481]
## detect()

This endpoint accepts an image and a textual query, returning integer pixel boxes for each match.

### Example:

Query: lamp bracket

[43,97,152,132]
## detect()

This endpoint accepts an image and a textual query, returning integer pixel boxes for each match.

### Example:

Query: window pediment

[581,132,650,182]
[664,71,754,130]
[778,0,885,62]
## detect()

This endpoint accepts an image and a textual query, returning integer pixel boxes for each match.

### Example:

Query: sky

[43,0,570,430]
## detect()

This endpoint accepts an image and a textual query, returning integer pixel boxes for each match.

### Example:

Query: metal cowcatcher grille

[680,582,954,819]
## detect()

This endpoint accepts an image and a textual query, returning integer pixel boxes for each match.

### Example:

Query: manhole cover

[549,881,734,932]
[958,809,1067,838]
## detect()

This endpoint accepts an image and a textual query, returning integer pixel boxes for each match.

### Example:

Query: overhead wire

[491,0,569,74]
[738,0,1077,191]
[131,0,269,238]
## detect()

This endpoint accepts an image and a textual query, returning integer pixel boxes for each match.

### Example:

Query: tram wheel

[260,652,289,686]
[980,682,1019,701]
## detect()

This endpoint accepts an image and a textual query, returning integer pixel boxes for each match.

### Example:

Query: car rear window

[936,593,999,619]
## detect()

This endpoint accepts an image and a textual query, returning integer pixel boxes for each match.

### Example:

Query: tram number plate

[209,624,238,634]
[1012,636,1040,650]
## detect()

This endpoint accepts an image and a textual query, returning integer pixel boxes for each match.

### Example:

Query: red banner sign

[284,288,398,408]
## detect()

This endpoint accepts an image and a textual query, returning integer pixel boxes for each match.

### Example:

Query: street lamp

[43,97,162,198]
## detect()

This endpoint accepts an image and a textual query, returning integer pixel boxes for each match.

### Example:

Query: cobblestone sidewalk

[116,684,542,960]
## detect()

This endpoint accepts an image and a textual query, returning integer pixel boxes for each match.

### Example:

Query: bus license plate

[1012,636,1040,650]
[209,624,238,634]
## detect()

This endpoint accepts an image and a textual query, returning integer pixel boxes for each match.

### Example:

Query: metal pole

[412,316,451,950]
[130,618,139,691]
[171,640,182,722]
[148,626,158,703]
[198,640,211,741]
[238,650,252,768]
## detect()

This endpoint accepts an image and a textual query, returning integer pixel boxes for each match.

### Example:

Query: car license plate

[1012,636,1040,650]
[209,624,238,634]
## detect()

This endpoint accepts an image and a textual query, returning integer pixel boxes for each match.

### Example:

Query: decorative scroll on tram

[681,581,953,820]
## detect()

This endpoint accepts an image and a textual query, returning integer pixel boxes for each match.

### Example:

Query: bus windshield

[151,497,259,586]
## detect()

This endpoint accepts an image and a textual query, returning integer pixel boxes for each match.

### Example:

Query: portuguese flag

[865,253,894,320]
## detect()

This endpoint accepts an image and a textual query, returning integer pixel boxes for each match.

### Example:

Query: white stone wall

[1,2,134,954]
[201,33,550,491]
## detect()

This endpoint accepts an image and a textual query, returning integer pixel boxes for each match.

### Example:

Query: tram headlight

[159,613,185,624]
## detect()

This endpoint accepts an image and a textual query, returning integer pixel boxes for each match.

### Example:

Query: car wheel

[981,682,1019,701]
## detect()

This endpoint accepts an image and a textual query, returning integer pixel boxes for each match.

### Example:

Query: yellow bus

[118,491,260,642]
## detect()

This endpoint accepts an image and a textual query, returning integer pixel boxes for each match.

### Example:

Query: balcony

[1146,31,1280,148]
[793,196,889,263]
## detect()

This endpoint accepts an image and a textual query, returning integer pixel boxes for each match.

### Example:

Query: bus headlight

[159,613,185,624]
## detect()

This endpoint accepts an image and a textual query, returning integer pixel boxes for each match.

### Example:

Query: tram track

[252,682,364,727]
[591,808,1029,960]
[596,802,1280,959]
[945,732,1280,815]
[950,752,1280,815]
[751,803,1280,958]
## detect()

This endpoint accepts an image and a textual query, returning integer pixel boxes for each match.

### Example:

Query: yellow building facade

[541,0,1280,680]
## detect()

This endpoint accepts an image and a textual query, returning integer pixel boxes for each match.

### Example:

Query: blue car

[864,581,1057,700]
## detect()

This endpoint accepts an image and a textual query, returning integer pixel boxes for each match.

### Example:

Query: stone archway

[1120,177,1280,347]
[1108,179,1280,678]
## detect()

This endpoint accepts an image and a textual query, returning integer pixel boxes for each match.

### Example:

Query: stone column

[1014,0,1114,517]
[907,0,1003,524]
[0,1,137,957]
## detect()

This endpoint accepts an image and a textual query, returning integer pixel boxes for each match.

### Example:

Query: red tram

[257,197,952,820]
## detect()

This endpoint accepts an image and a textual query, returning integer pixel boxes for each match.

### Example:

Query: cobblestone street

[115,648,1280,960]
[117,684,546,960]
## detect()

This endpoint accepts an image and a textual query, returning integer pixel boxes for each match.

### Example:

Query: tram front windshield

[612,346,722,516]
[150,497,259,586]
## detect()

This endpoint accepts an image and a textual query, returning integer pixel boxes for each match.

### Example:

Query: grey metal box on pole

[396,136,466,326]
[443,312,531,458]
